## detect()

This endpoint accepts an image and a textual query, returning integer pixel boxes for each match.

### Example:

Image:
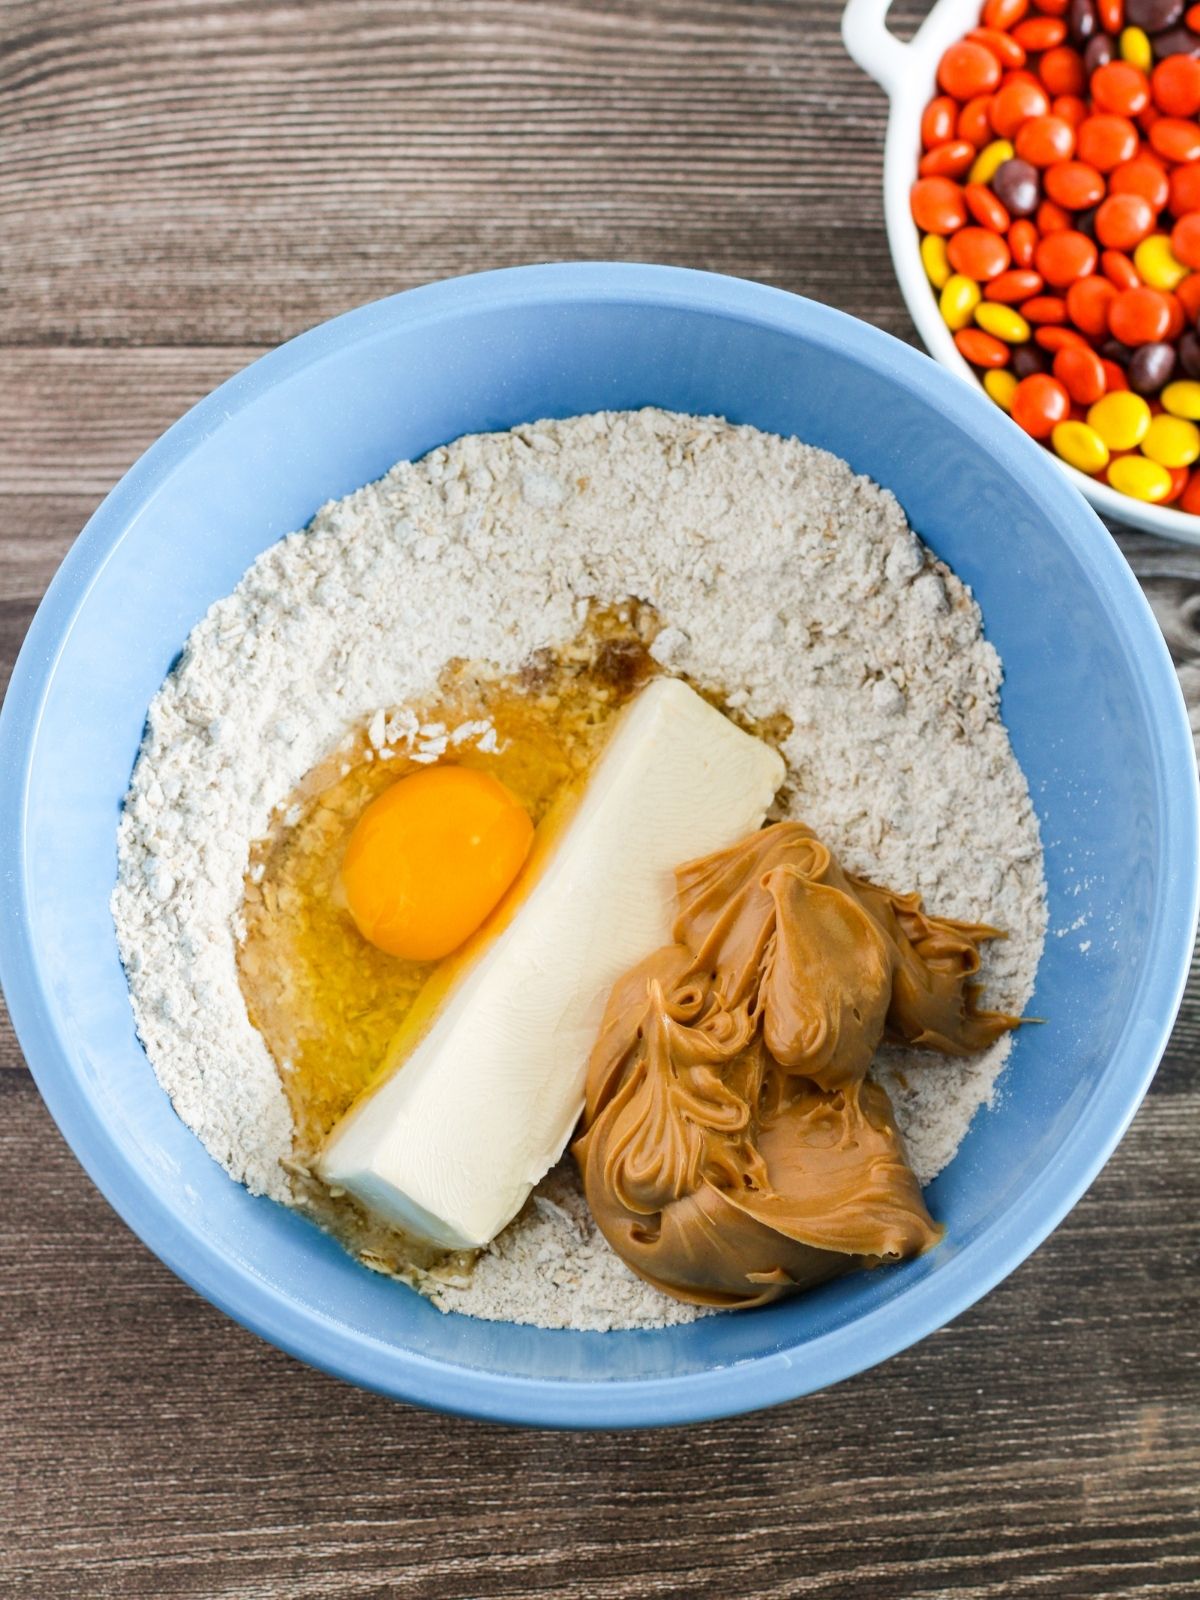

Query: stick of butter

[316,677,785,1250]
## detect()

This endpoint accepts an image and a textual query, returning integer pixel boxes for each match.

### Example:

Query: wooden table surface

[2,3,1198,1595]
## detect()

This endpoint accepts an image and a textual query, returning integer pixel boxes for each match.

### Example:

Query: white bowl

[842,0,1200,546]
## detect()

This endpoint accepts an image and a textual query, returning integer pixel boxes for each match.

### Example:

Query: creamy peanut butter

[572,823,1023,1308]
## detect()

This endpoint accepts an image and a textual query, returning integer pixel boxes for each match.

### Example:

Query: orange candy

[1021,294,1070,323]
[1035,229,1098,287]
[911,177,968,235]
[1009,218,1039,266]
[966,28,1027,70]
[1066,275,1118,336]
[1177,271,1200,322]
[922,95,960,149]
[990,78,1051,137]
[1039,45,1086,97]
[1151,57,1200,120]
[947,226,1012,279]
[1181,469,1200,514]
[1044,160,1105,209]
[1011,373,1070,437]
[1090,62,1150,119]
[1054,344,1108,405]
[1052,95,1090,129]
[1097,0,1124,29]
[919,141,977,178]
[1095,192,1156,251]
[986,268,1045,302]
[939,41,1002,101]
[1077,114,1139,172]
[1108,285,1173,344]
[1038,198,1072,233]
[1013,17,1068,51]
[1164,465,1190,505]
[959,94,997,147]
[1109,157,1169,213]
[1035,324,1091,351]
[984,0,1028,25]
[1015,114,1076,167]
[1164,291,1187,342]
[1101,358,1130,392]
[965,182,1011,231]
[1150,119,1200,165]
[1171,213,1200,271]
[1169,162,1200,221]
[955,328,1012,367]
[1101,248,1142,290]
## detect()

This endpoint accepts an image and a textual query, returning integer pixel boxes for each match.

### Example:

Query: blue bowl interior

[2,266,1195,1425]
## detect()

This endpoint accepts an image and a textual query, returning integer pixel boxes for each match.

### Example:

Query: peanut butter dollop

[572,822,1022,1309]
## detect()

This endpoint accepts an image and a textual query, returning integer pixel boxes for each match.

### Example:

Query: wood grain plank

[0,1070,1195,1600]
[0,0,912,349]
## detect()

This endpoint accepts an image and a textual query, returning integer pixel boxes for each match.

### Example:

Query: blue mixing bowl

[1,264,1195,1427]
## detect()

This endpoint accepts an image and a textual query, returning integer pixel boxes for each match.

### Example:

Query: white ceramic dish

[842,0,1200,546]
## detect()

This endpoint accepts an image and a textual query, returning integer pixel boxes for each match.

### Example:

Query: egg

[340,764,534,961]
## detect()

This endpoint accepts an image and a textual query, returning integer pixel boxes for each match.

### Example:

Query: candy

[1127,340,1178,391]
[976,302,1032,341]
[1132,231,1190,288]
[955,327,1012,366]
[922,96,959,149]
[1035,228,1099,284]
[965,182,1012,231]
[1142,411,1200,463]
[948,226,1012,278]
[991,78,1052,137]
[1054,342,1108,399]
[1108,284,1173,341]
[970,138,1017,185]
[1015,113,1077,164]
[939,41,1003,99]
[1051,418,1111,470]
[919,142,977,179]
[1107,454,1173,497]
[1012,373,1072,435]
[1118,26,1153,71]
[1090,61,1151,114]
[1124,0,1184,26]
[921,233,953,289]
[1170,212,1200,267]
[1162,377,1200,414]
[1095,191,1155,247]
[1044,159,1106,207]
[1077,112,1140,168]
[1151,55,1200,115]
[984,367,1020,409]
[1088,388,1153,444]
[940,274,983,330]
[986,267,1045,301]
[911,177,968,235]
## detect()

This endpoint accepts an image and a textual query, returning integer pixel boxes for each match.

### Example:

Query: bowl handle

[841,0,912,97]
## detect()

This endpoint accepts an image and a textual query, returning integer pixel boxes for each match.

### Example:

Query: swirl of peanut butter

[572,822,1022,1309]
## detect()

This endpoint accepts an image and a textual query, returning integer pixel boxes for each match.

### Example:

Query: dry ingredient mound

[112,408,1046,1333]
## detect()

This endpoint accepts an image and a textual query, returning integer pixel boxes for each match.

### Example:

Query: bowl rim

[1,261,1196,1428]
[841,0,1200,546]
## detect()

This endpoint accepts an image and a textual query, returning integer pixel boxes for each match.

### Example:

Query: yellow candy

[1119,26,1152,70]
[984,368,1018,413]
[1108,455,1173,502]
[1051,421,1110,476]
[1088,391,1152,450]
[1161,379,1200,420]
[974,303,1031,343]
[969,139,1014,186]
[921,233,951,290]
[1142,414,1200,468]
[940,273,982,332]
[1133,233,1190,292]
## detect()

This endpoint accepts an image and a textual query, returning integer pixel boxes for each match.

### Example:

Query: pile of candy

[913,0,1200,511]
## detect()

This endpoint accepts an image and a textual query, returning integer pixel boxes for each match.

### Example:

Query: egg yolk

[341,765,534,961]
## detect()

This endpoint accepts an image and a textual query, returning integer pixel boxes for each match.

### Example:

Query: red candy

[922,96,960,149]
[1054,345,1107,405]
[919,142,977,179]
